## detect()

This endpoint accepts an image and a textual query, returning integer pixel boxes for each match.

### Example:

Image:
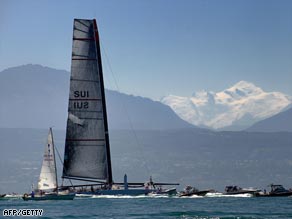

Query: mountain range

[247,107,292,132]
[0,64,291,132]
[161,81,292,131]
[0,64,193,130]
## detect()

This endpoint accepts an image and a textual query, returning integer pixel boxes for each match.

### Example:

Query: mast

[93,19,113,185]
[50,127,58,190]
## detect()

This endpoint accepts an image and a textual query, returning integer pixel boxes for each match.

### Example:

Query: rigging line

[54,145,74,188]
[100,42,151,177]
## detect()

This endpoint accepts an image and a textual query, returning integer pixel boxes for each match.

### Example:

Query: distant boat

[23,128,75,201]
[61,18,178,196]
[179,185,210,197]
[0,194,6,198]
[255,184,292,197]
[152,187,177,196]
[223,185,260,195]
[1,194,22,199]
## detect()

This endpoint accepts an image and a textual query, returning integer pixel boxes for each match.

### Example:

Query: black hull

[78,189,154,196]
[255,191,292,197]
[179,190,210,197]
[22,193,75,201]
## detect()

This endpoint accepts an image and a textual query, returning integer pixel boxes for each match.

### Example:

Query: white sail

[38,128,58,190]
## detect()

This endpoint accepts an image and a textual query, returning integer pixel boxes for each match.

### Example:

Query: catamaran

[61,18,178,196]
[23,128,75,200]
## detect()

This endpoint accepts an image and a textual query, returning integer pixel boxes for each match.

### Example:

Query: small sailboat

[61,18,178,195]
[23,128,75,201]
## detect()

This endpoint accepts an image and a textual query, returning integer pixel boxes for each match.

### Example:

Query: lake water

[1,194,292,219]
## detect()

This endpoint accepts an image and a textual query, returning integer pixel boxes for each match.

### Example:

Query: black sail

[62,19,112,183]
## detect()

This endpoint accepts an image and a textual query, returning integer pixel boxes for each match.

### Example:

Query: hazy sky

[1,0,291,100]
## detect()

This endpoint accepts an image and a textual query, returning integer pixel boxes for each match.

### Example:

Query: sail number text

[73,91,89,109]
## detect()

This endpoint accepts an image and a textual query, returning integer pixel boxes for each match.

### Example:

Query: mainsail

[38,128,58,190]
[62,19,112,184]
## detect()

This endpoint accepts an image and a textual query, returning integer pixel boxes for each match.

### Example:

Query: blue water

[1,195,292,219]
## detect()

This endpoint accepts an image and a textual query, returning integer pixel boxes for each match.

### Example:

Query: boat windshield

[225,186,242,192]
[271,185,288,193]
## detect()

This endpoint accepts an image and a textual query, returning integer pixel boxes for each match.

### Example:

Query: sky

[0,0,292,100]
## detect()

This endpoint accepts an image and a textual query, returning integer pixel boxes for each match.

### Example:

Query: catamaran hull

[79,189,155,196]
[22,194,75,201]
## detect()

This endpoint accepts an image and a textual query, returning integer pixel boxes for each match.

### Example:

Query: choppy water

[1,194,292,219]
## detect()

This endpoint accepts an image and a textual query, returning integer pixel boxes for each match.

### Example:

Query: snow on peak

[161,81,292,130]
[191,90,215,105]
[224,81,263,97]
[193,90,214,98]
[233,80,258,90]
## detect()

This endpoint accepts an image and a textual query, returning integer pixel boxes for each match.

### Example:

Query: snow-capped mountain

[161,81,292,130]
